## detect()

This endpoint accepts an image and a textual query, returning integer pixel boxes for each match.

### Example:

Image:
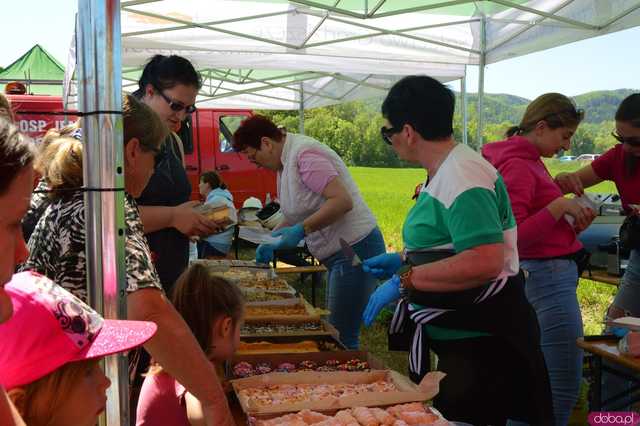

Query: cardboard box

[232,370,441,415]
[226,350,385,379]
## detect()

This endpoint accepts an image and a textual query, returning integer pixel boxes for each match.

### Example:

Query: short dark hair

[381,75,455,141]
[232,115,284,152]
[0,118,35,194]
[200,170,227,190]
[134,55,202,98]
[616,93,640,127]
[172,263,244,356]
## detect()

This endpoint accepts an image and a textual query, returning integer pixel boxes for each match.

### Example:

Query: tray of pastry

[232,370,442,416]
[248,403,451,425]
[238,334,345,355]
[244,299,321,322]
[241,319,338,338]
[228,350,384,380]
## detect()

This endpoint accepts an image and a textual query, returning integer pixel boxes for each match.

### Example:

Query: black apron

[388,251,554,424]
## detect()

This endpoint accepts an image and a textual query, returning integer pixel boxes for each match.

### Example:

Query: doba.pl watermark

[589,412,640,425]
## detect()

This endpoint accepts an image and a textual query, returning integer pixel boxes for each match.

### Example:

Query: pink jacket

[482,136,582,259]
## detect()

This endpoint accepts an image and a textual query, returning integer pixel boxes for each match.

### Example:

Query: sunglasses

[380,125,403,145]
[612,131,640,146]
[154,86,197,114]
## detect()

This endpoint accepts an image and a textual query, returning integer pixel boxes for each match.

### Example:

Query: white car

[575,154,600,161]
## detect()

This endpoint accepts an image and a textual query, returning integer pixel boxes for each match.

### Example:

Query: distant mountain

[573,89,638,123]
[365,89,636,125]
[460,89,637,125]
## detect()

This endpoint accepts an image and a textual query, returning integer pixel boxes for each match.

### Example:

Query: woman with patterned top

[21,94,235,426]
[361,76,553,425]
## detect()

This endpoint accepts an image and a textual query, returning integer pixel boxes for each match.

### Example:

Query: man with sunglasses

[556,93,640,410]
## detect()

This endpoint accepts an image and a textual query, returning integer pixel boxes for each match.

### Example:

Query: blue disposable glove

[255,244,275,265]
[362,252,403,279]
[362,275,401,327]
[271,223,305,250]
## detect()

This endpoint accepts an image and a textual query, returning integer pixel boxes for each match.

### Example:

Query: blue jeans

[322,227,386,349]
[602,249,640,410]
[511,259,583,426]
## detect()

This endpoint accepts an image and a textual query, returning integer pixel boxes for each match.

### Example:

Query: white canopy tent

[117,0,640,140]
[74,2,640,425]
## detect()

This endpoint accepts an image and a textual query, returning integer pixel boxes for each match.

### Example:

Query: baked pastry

[237,340,320,354]
[253,403,447,425]
[238,381,398,408]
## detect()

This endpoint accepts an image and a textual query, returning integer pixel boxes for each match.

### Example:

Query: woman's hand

[564,198,597,232]
[555,172,585,196]
[171,201,224,237]
[271,223,305,250]
[362,252,402,279]
[255,244,275,265]
[362,275,401,327]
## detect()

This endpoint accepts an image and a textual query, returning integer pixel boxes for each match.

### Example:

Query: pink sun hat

[0,271,157,389]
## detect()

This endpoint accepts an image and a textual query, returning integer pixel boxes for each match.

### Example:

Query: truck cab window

[177,115,194,154]
[219,115,246,153]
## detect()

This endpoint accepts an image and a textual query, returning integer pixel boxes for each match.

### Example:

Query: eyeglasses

[612,131,640,146]
[153,86,197,114]
[380,125,403,145]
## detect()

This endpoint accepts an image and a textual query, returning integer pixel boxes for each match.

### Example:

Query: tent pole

[77,1,127,425]
[476,16,486,147]
[461,66,468,145]
[299,82,305,134]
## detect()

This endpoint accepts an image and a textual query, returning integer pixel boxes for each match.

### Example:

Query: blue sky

[2,1,638,101]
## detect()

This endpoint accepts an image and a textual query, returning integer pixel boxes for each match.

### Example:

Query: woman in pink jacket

[482,93,595,426]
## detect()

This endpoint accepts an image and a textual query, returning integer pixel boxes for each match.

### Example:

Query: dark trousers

[430,336,541,426]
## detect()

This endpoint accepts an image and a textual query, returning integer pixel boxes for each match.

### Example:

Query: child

[197,171,236,258]
[0,271,157,426]
[136,263,245,426]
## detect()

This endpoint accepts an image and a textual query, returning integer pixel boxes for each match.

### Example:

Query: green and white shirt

[403,144,519,280]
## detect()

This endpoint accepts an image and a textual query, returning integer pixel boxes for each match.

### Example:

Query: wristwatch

[397,264,414,290]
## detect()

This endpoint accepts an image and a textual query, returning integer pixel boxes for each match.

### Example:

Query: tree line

[259,95,623,167]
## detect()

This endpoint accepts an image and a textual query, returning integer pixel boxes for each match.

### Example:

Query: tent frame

[119,0,640,135]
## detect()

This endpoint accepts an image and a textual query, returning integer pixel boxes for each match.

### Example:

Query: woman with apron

[362,76,553,425]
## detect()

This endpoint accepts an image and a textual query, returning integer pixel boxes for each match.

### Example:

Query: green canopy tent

[0,44,64,96]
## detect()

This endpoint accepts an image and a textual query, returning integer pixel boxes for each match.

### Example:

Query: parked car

[575,153,600,162]
[558,155,576,162]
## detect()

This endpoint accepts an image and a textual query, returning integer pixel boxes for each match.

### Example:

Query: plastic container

[565,194,598,226]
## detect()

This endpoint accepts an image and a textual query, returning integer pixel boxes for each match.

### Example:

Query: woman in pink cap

[0,118,35,426]
[0,271,157,426]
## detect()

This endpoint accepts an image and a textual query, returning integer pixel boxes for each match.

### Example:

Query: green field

[349,159,618,338]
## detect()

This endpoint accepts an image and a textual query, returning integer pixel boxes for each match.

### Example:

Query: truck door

[213,112,277,207]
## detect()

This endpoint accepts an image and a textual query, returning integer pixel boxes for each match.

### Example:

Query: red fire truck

[8,94,277,206]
